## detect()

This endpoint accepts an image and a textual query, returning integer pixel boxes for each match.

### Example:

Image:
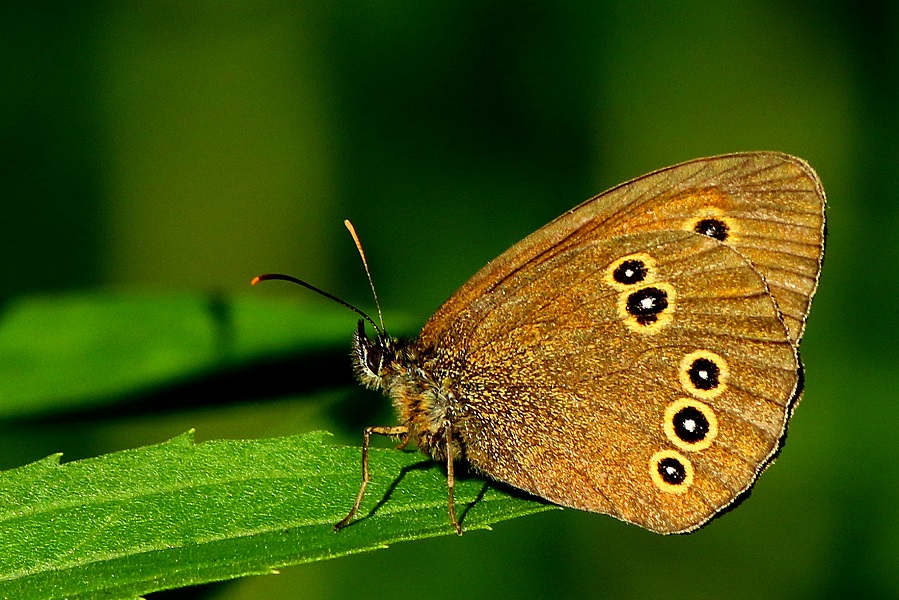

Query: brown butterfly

[256,151,826,535]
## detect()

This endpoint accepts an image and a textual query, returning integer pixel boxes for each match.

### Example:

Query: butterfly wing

[449,229,800,533]
[425,152,825,346]
[417,153,825,533]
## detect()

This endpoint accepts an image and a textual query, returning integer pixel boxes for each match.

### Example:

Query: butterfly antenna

[344,219,387,334]
[251,273,382,336]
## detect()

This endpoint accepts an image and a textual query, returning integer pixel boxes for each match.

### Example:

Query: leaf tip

[171,429,197,446]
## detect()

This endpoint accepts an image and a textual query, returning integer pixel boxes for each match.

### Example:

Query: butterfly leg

[334,424,409,532]
[445,421,463,535]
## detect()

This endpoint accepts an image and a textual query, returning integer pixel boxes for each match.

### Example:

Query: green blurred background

[2,1,895,599]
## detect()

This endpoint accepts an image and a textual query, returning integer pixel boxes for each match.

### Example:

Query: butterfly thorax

[351,321,466,461]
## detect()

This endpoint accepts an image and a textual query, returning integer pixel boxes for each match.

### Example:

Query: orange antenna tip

[343,220,386,333]
[249,272,382,334]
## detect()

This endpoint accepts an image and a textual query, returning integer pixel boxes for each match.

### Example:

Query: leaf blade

[0,431,553,600]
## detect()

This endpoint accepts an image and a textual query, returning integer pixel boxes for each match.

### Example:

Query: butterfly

[256,151,826,534]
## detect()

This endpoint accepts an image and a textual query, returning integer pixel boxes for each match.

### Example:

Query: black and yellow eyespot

[649,450,694,493]
[683,207,739,243]
[618,282,676,334]
[605,253,656,290]
[664,398,719,452]
[678,350,729,399]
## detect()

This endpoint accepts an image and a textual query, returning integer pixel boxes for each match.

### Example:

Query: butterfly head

[351,319,397,390]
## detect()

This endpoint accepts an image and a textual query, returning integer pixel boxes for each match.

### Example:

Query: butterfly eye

[365,345,384,374]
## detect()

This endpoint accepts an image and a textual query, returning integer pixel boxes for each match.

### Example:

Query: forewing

[422,152,825,347]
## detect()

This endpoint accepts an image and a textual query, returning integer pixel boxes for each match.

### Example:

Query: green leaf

[0,431,554,600]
